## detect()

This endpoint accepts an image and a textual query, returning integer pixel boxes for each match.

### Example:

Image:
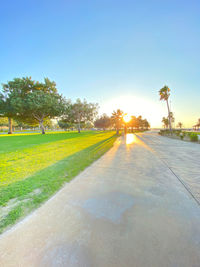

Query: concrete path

[0,132,200,267]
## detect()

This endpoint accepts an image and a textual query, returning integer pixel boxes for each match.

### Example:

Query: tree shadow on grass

[0,134,118,234]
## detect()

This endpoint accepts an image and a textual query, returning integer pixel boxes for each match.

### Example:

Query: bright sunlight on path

[0,132,200,267]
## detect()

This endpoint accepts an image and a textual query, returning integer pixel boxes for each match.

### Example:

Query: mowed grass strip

[0,131,99,153]
[0,131,118,233]
[0,131,115,186]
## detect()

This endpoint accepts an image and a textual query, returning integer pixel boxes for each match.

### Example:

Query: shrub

[179,131,187,140]
[174,130,181,136]
[189,133,198,142]
[159,129,171,135]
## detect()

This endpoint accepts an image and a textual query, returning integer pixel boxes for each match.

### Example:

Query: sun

[101,94,165,127]
[123,114,131,123]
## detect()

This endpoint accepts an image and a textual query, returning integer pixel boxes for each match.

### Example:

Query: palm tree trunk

[166,99,172,132]
[8,117,13,134]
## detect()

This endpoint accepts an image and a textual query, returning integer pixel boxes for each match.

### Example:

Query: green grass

[0,131,118,233]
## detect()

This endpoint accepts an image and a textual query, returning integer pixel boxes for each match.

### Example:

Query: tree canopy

[1,77,66,134]
[94,114,111,130]
[70,99,98,133]
[159,85,172,131]
[111,109,124,134]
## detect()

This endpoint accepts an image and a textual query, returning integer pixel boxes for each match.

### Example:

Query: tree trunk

[78,121,81,133]
[116,128,119,135]
[166,99,172,132]
[124,125,127,135]
[39,120,45,134]
[8,117,13,134]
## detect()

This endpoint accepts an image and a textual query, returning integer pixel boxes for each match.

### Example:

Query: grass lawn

[0,131,117,233]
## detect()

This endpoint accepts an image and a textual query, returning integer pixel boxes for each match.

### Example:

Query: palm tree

[162,117,169,129]
[159,86,172,132]
[177,122,183,129]
[111,109,123,135]
[169,112,175,126]
[193,118,200,131]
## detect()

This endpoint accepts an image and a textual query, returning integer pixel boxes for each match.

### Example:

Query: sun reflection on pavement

[125,134,136,145]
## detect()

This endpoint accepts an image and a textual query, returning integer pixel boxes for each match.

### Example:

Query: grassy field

[0,131,117,233]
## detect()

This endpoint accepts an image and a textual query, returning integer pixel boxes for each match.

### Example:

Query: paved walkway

[0,132,200,267]
[137,131,200,203]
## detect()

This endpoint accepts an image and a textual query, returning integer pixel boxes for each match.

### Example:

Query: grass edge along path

[0,134,118,234]
[0,131,115,186]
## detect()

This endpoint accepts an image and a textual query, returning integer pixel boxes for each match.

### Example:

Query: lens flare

[123,114,131,123]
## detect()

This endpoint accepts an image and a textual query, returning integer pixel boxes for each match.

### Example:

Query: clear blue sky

[1,0,200,127]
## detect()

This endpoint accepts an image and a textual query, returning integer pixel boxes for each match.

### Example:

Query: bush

[189,133,198,142]
[175,130,181,136]
[179,131,187,140]
[159,129,171,135]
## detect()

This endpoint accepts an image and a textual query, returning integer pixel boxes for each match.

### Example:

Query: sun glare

[101,95,166,128]
[123,114,131,123]
[126,133,135,144]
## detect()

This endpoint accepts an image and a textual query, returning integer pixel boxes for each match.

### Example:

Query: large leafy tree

[130,115,150,130]
[94,114,111,130]
[142,118,150,130]
[71,99,98,133]
[58,119,72,130]
[159,85,172,131]
[0,92,17,134]
[0,117,8,127]
[111,109,123,135]
[137,115,143,129]
[128,115,137,132]
[2,77,66,134]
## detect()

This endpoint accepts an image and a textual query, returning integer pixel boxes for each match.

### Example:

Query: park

[0,81,200,266]
[0,1,200,266]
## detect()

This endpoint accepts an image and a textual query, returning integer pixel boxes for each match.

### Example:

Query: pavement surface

[0,132,200,267]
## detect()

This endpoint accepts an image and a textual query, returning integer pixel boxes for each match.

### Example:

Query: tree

[84,121,94,129]
[159,85,172,132]
[111,109,123,135]
[142,119,150,130]
[0,117,8,127]
[0,91,17,134]
[129,116,137,132]
[94,114,111,130]
[2,77,66,134]
[162,117,169,129]
[169,112,175,127]
[137,115,143,129]
[58,119,72,130]
[71,99,98,133]
[193,118,200,131]
[177,122,183,129]
[43,118,53,129]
